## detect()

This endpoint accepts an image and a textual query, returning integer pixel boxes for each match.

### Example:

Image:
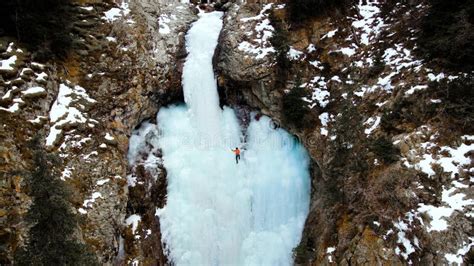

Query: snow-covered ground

[128,11,311,265]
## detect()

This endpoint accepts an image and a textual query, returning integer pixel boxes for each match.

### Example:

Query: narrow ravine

[129,11,311,265]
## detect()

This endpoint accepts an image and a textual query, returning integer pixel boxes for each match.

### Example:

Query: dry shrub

[361,166,417,223]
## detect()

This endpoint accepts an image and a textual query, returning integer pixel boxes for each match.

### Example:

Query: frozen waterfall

[129,11,311,266]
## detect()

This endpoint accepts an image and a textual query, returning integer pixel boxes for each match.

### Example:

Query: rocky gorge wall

[215,1,473,265]
[1,0,196,264]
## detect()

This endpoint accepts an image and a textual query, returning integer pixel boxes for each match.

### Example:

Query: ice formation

[129,11,311,265]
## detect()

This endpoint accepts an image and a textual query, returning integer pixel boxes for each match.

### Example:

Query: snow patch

[0,55,17,70]
[307,44,316,53]
[0,103,20,113]
[364,116,381,135]
[6,42,14,53]
[126,214,142,234]
[105,133,115,141]
[103,2,130,22]
[319,112,330,136]
[35,72,48,82]
[159,14,174,34]
[61,167,73,180]
[427,72,445,82]
[418,186,473,232]
[406,85,428,95]
[444,240,474,264]
[83,151,98,160]
[106,36,117,42]
[237,5,275,60]
[410,142,473,178]
[83,192,103,208]
[96,178,110,186]
[21,86,46,96]
[80,6,93,11]
[127,174,137,187]
[337,47,356,57]
[394,219,416,259]
[240,4,273,22]
[46,83,96,146]
[305,76,330,108]
[322,29,338,39]
[326,247,336,263]
[28,116,47,124]
[352,1,385,45]
[288,47,304,60]
[309,60,324,70]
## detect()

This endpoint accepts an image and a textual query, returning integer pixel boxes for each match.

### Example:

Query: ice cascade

[129,11,311,266]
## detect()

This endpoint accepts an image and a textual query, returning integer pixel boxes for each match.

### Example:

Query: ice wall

[181,11,224,146]
[129,10,312,266]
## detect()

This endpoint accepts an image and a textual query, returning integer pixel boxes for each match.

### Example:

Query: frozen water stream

[128,11,311,265]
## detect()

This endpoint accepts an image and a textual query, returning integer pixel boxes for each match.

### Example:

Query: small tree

[269,10,292,87]
[327,92,369,186]
[15,136,97,265]
[282,80,309,129]
[431,75,474,131]
[370,137,400,164]
[367,50,386,79]
[330,95,366,153]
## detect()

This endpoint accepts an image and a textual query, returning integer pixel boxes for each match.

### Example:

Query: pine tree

[15,136,97,266]
[282,79,309,129]
[328,91,369,176]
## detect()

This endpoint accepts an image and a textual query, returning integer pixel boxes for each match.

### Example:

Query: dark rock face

[125,158,169,265]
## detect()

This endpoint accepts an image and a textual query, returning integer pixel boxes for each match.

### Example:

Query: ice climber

[232,147,241,164]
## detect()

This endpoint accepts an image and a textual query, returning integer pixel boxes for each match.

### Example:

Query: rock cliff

[215,1,473,265]
[1,0,196,264]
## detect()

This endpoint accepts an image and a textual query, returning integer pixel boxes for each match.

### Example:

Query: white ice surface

[156,107,311,266]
